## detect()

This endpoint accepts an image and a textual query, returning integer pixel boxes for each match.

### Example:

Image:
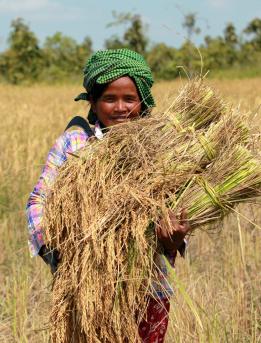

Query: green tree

[105,12,148,54]
[223,23,238,65]
[201,35,229,70]
[123,14,148,54]
[104,35,126,50]
[181,13,201,71]
[43,32,79,79]
[43,33,93,80]
[182,13,201,42]
[244,18,261,50]
[238,41,256,66]
[224,22,238,46]
[147,43,178,79]
[177,41,203,76]
[77,36,93,66]
[0,18,43,83]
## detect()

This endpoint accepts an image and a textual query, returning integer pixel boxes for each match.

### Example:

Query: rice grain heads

[44,79,261,343]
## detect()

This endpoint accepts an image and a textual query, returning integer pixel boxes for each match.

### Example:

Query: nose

[114,100,127,113]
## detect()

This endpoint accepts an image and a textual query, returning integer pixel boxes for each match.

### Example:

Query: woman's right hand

[156,209,190,253]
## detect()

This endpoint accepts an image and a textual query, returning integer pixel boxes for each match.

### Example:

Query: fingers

[156,208,191,240]
[179,208,191,234]
[169,208,191,234]
[156,219,173,239]
[159,210,182,235]
[179,208,187,226]
[166,210,179,233]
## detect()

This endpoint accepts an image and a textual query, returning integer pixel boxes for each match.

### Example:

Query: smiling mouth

[110,115,129,121]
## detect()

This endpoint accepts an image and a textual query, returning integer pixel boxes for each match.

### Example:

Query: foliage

[43,32,79,79]
[42,33,92,81]
[201,36,231,69]
[0,14,260,83]
[244,18,261,50]
[0,18,43,84]
[105,11,148,54]
[182,13,201,41]
[223,23,239,65]
[146,43,179,79]
[104,35,127,50]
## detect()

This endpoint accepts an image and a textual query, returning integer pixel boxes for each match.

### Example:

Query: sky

[0,0,260,51]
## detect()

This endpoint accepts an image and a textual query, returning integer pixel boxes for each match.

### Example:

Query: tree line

[0,13,260,84]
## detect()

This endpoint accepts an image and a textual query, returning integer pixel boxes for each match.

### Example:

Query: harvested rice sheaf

[44,79,261,343]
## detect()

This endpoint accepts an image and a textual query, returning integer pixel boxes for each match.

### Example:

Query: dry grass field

[0,78,260,343]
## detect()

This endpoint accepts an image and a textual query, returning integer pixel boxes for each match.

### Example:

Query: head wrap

[75,49,155,123]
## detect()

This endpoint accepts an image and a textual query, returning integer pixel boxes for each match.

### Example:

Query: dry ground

[0,78,260,343]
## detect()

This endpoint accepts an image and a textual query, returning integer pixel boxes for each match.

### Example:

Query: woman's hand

[156,209,191,253]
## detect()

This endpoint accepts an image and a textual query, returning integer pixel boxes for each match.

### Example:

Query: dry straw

[44,79,261,343]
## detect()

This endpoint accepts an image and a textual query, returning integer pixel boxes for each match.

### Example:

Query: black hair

[88,83,108,103]
[87,83,108,125]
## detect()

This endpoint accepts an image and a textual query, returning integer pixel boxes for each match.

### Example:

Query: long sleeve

[26,129,89,256]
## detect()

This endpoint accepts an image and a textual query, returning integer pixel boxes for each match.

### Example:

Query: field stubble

[0,78,260,343]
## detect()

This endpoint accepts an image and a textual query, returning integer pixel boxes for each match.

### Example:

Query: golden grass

[0,78,260,343]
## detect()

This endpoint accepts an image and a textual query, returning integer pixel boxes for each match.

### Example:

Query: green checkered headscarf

[75,49,155,121]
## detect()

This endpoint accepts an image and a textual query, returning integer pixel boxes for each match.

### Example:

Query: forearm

[26,134,65,256]
[27,190,46,256]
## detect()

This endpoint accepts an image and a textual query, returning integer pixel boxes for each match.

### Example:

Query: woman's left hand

[155,208,191,253]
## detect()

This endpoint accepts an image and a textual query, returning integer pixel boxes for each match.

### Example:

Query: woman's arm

[26,134,67,256]
[26,129,89,257]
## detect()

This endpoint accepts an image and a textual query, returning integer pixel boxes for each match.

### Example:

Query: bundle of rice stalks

[170,79,227,129]
[171,145,261,227]
[44,79,261,342]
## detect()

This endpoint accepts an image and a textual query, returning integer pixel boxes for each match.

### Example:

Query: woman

[26,48,189,342]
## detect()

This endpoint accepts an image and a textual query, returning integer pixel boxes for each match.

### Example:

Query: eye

[102,95,115,103]
[125,96,138,103]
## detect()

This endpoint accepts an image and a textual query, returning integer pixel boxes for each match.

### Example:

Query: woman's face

[91,76,142,127]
